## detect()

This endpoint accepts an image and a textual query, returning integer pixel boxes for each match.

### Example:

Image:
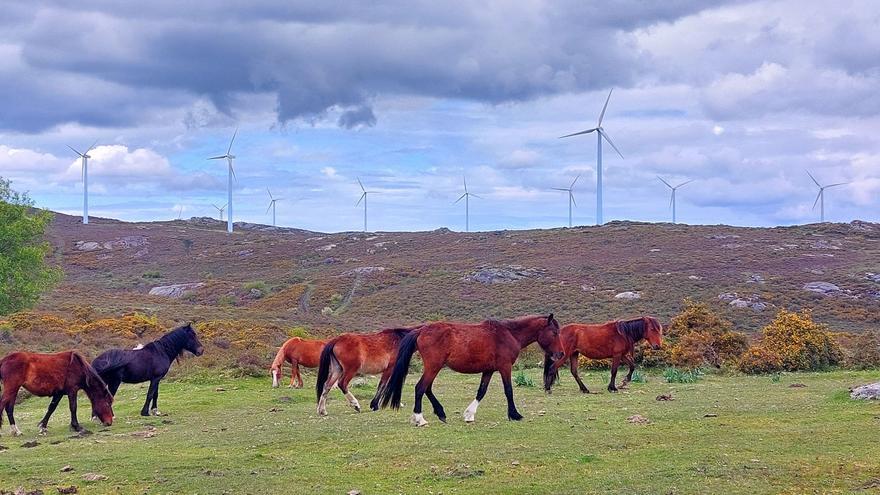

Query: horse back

[563,323,630,359]
[0,350,78,396]
[288,338,327,368]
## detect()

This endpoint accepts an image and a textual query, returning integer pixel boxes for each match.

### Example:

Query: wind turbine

[266,188,282,227]
[68,141,97,225]
[208,129,238,233]
[551,174,580,227]
[657,177,693,224]
[559,88,624,225]
[807,171,848,223]
[454,175,481,232]
[212,203,227,222]
[177,204,184,220]
[356,177,377,232]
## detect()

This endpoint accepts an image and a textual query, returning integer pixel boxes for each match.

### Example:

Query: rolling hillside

[33,212,880,336]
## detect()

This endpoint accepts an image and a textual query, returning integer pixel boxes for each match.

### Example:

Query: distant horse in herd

[271,337,327,388]
[0,313,665,434]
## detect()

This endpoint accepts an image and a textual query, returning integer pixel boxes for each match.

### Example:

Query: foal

[271,337,327,388]
[0,351,114,435]
[381,314,561,426]
[547,316,663,393]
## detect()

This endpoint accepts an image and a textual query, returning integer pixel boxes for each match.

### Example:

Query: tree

[0,177,62,315]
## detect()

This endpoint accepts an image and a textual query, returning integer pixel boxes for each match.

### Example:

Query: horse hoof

[438,416,447,423]
[410,413,428,427]
[140,411,150,417]
[508,412,524,421]
[579,388,590,394]
[12,426,23,436]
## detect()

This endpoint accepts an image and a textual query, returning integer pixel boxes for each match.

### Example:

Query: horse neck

[504,320,540,349]
[620,320,646,344]
[156,332,184,359]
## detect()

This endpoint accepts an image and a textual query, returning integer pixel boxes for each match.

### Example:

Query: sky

[0,0,878,232]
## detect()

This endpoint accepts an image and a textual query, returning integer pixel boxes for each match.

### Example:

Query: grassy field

[2,369,879,494]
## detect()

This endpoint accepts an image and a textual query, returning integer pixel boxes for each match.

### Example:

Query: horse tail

[380,329,421,410]
[315,339,337,401]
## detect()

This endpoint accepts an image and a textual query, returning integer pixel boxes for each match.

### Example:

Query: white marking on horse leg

[11,424,22,436]
[271,370,279,388]
[344,391,361,412]
[317,392,329,416]
[410,413,428,427]
[463,399,480,423]
[151,408,161,416]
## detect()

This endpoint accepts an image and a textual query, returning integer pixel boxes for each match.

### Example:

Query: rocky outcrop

[148,283,205,298]
[465,266,542,284]
[850,383,880,400]
[614,291,641,300]
[803,281,841,295]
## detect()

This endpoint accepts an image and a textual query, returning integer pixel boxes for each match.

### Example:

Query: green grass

[1,370,879,494]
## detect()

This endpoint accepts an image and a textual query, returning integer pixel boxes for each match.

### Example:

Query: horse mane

[616,317,647,343]
[71,352,111,398]
[489,314,548,331]
[380,327,416,340]
[152,324,193,358]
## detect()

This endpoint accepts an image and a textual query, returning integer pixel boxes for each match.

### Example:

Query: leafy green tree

[0,177,62,315]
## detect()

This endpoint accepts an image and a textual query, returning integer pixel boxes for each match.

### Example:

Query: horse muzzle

[194,346,205,356]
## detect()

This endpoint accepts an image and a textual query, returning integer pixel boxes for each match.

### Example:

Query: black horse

[92,323,204,416]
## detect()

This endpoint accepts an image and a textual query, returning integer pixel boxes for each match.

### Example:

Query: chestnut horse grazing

[271,337,327,388]
[0,351,114,436]
[547,316,663,393]
[380,314,561,427]
[316,328,416,416]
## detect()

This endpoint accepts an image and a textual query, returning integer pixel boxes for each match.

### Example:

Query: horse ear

[547,313,555,324]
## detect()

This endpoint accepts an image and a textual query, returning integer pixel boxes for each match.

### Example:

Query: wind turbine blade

[67,145,84,157]
[357,177,365,192]
[356,192,366,206]
[463,175,468,193]
[558,128,598,139]
[676,179,694,189]
[657,176,673,189]
[208,155,227,160]
[471,193,483,199]
[267,188,274,200]
[230,163,237,181]
[86,140,98,153]
[570,192,577,208]
[598,88,613,126]
[551,187,569,191]
[266,202,273,214]
[600,130,624,159]
[812,191,822,210]
[826,182,849,188]
[454,193,467,204]
[570,174,580,189]
[806,170,821,187]
[669,193,674,210]
[226,128,237,156]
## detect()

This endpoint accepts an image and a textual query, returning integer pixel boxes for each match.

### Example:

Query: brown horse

[271,337,327,388]
[547,316,663,393]
[315,327,416,416]
[0,351,114,436]
[380,314,561,426]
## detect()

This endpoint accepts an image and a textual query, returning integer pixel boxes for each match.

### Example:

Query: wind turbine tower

[559,89,624,225]
[208,129,238,233]
[807,171,848,223]
[552,174,580,227]
[68,141,97,225]
[657,177,693,224]
[356,177,377,232]
[454,175,481,232]
[266,188,282,227]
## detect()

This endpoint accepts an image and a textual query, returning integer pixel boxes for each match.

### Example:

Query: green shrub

[514,370,534,387]
[663,367,703,383]
[142,270,162,279]
[738,309,842,374]
[838,330,880,370]
[629,370,647,383]
[243,281,269,293]
[217,295,237,307]
[287,326,313,339]
[667,300,748,369]
[329,293,344,309]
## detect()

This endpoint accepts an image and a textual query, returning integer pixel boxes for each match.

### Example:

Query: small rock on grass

[656,394,674,401]
[215,387,226,392]
[60,465,73,472]
[789,383,807,388]
[0,445,8,451]
[348,491,361,495]
[626,414,650,424]
[704,413,718,418]
[56,486,78,494]
[81,473,107,482]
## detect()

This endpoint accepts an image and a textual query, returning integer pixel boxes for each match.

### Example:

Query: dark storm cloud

[1,1,728,133]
